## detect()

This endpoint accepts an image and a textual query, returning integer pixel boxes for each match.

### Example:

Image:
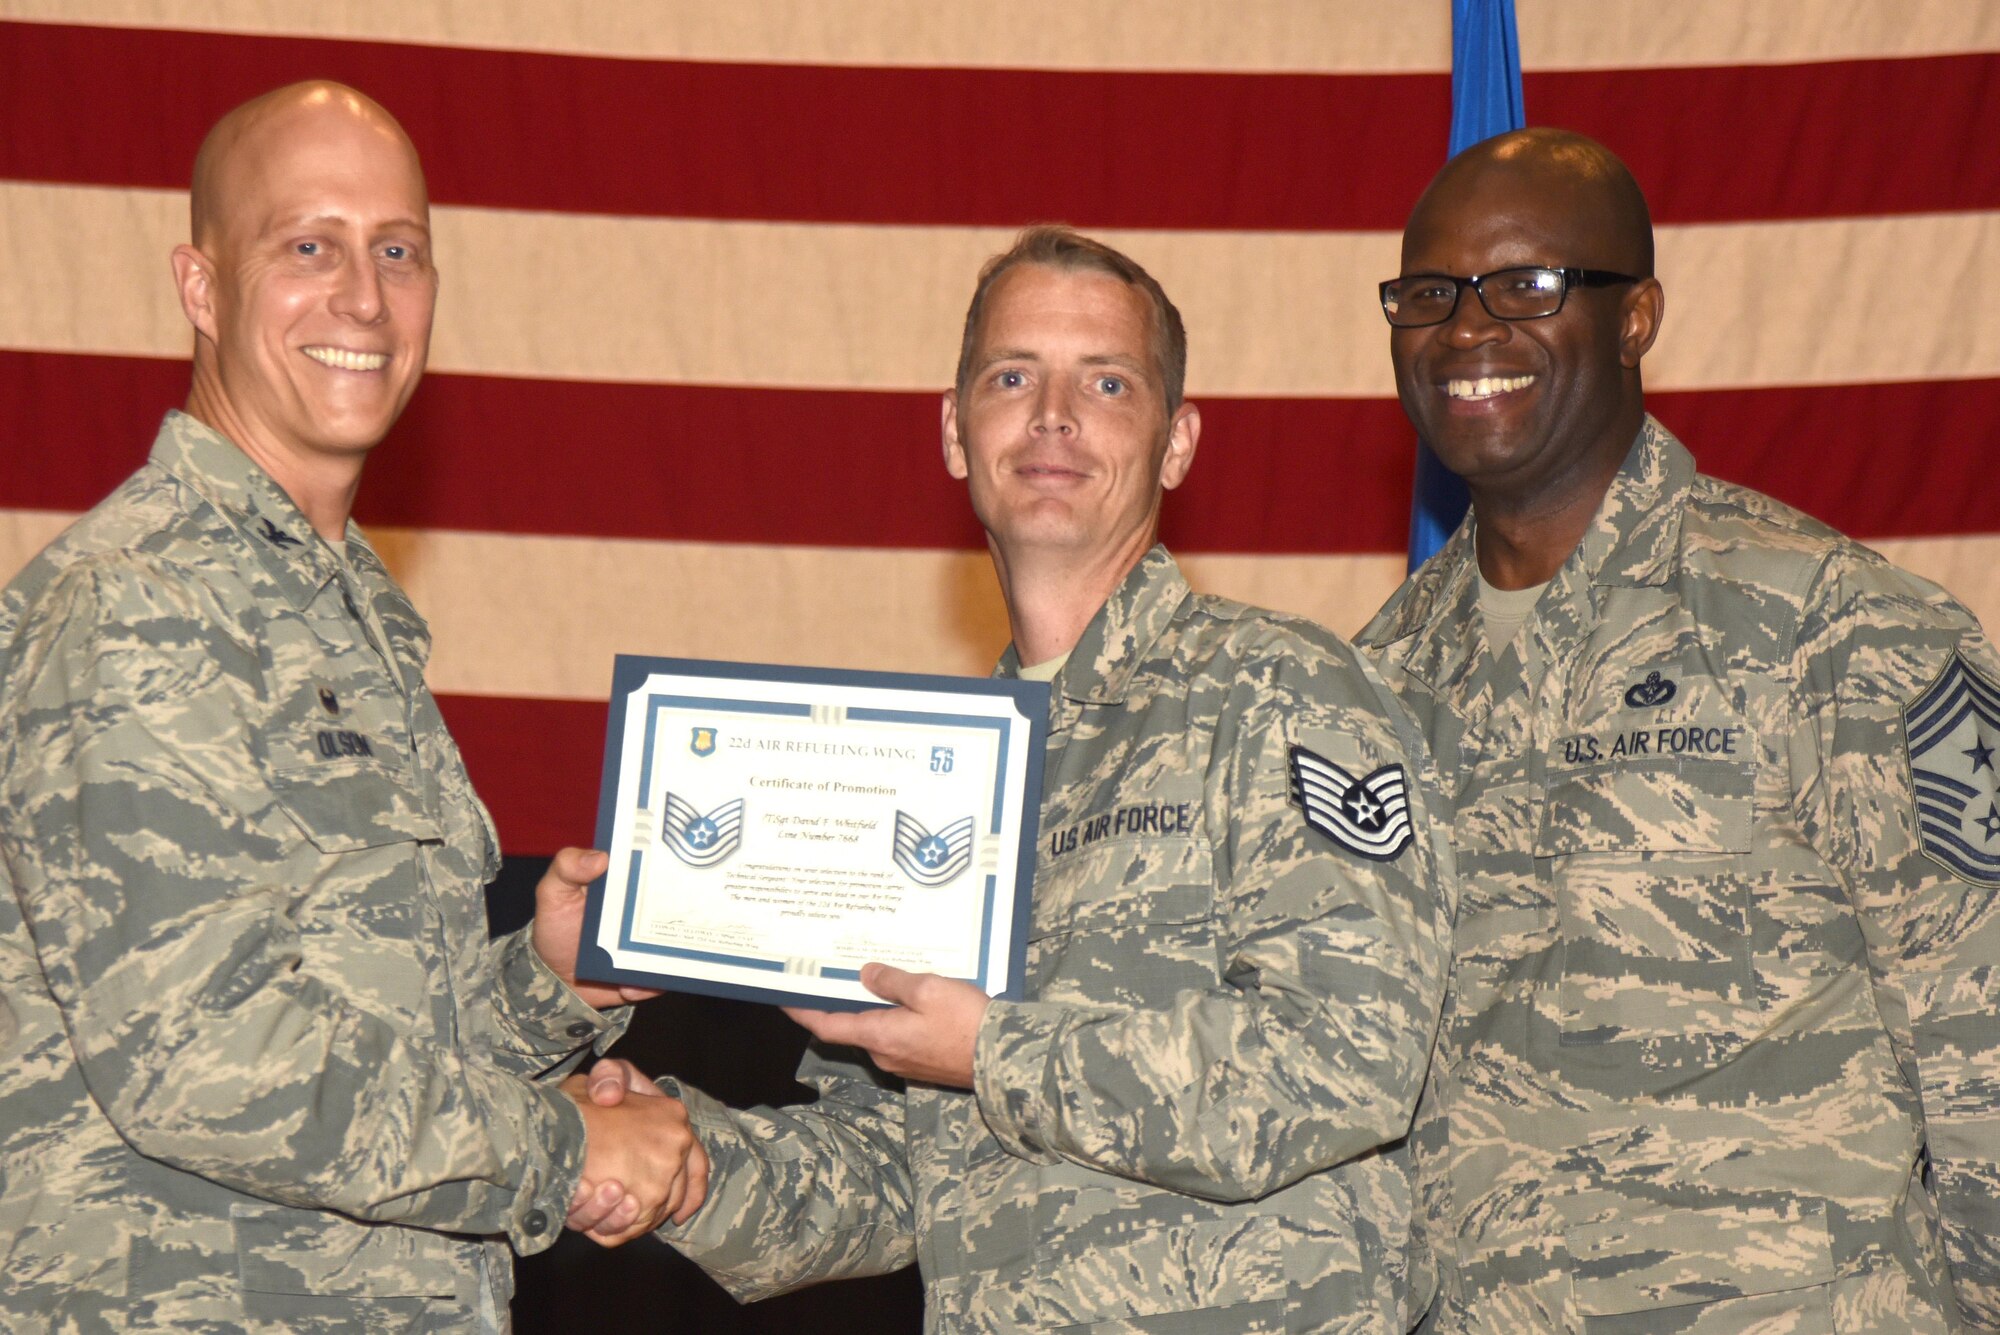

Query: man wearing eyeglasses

[1357,127,2000,1331]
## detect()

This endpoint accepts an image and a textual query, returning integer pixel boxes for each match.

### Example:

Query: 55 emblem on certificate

[577,656,1049,1010]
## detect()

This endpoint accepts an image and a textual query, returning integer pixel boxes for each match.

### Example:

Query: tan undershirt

[1017,651,1069,682]
[1478,574,1549,653]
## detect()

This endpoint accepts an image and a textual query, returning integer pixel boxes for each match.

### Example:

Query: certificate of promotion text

[577,656,1049,1010]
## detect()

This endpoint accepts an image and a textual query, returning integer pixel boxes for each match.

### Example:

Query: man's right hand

[562,1071,709,1245]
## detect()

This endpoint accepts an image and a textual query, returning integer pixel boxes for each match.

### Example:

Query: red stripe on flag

[3,350,178,509]
[437,692,608,855]
[7,351,2000,550]
[5,22,1997,228]
[1647,382,1999,542]
[0,350,1413,551]
[1535,56,2000,226]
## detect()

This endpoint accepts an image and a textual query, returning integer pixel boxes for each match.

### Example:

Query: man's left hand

[785,963,991,1089]
[532,848,661,1010]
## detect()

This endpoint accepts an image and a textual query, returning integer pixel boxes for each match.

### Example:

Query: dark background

[488,857,925,1333]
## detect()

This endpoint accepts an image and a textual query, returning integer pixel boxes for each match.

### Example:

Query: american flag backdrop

[4,3,1999,864]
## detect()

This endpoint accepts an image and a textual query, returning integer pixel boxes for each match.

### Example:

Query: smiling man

[1358,129,2000,1330]
[580,227,1458,1330]
[0,83,704,1331]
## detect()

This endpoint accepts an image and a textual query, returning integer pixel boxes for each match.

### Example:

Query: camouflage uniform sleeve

[0,564,582,1253]
[1798,549,2000,1327]
[975,645,1453,1202]
[658,1044,915,1300]
[471,926,629,1079]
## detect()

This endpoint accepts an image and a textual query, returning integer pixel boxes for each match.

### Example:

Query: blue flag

[1407,0,1527,570]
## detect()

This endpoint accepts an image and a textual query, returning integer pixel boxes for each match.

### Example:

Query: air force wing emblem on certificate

[892,811,974,887]
[1904,650,2000,886]
[660,792,744,867]
[1289,745,1413,861]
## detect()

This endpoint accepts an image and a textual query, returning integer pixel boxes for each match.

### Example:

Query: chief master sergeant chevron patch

[1904,649,2000,886]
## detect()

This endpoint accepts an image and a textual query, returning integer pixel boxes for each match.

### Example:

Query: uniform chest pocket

[232,1201,464,1300]
[264,760,442,1024]
[1538,752,1757,1057]
[1566,1202,1835,1332]
[268,759,441,853]
[1537,752,1754,857]
[1027,837,1216,1006]
[1027,1182,1292,1334]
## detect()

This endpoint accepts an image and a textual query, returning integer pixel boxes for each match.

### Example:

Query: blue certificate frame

[578,656,1049,1010]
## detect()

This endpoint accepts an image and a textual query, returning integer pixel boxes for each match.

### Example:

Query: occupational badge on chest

[1904,649,2000,885]
[1624,669,1677,708]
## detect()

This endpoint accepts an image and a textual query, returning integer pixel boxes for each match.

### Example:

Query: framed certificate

[577,656,1049,1010]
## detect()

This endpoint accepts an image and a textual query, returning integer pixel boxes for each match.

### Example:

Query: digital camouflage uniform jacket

[660,547,1458,1333]
[0,413,620,1332]
[1358,419,2000,1332]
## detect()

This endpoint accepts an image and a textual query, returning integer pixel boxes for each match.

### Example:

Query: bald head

[191,81,427,252]
[1412,128,1654,278]
[173,81,437,531]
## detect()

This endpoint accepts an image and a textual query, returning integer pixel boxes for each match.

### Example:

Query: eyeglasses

[1378,266,1640,327]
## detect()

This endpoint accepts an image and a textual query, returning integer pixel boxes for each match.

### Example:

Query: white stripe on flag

[7,182,2000,396]
[4,1,1992,71]
[12,510,2000,703]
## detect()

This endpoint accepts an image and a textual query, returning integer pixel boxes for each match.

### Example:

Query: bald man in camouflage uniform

[1359,128,2000,1330]
[0,83,702,1331]
[580,227,1458,1330]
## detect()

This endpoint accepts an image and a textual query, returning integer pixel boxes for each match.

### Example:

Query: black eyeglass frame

[1378,266,1642,327]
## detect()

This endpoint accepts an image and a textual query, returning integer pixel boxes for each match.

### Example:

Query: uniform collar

[1365,414,1691,696]
[1574,414,1691,591]
[1369,520,1485,701]
[346,528,433,670]
[150,410,346,613]
[997,545,1190,706]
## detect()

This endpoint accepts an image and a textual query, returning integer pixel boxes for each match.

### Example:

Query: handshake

[532,848,709,1246]
[560,1058,703,1246]
[532,845,992,1248]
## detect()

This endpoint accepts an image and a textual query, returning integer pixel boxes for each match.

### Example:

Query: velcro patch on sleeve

[1289,744,1413,862]
[1904,648,2000,886]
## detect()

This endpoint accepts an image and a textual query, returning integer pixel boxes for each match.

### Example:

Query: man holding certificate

[580,228,1457,1330]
